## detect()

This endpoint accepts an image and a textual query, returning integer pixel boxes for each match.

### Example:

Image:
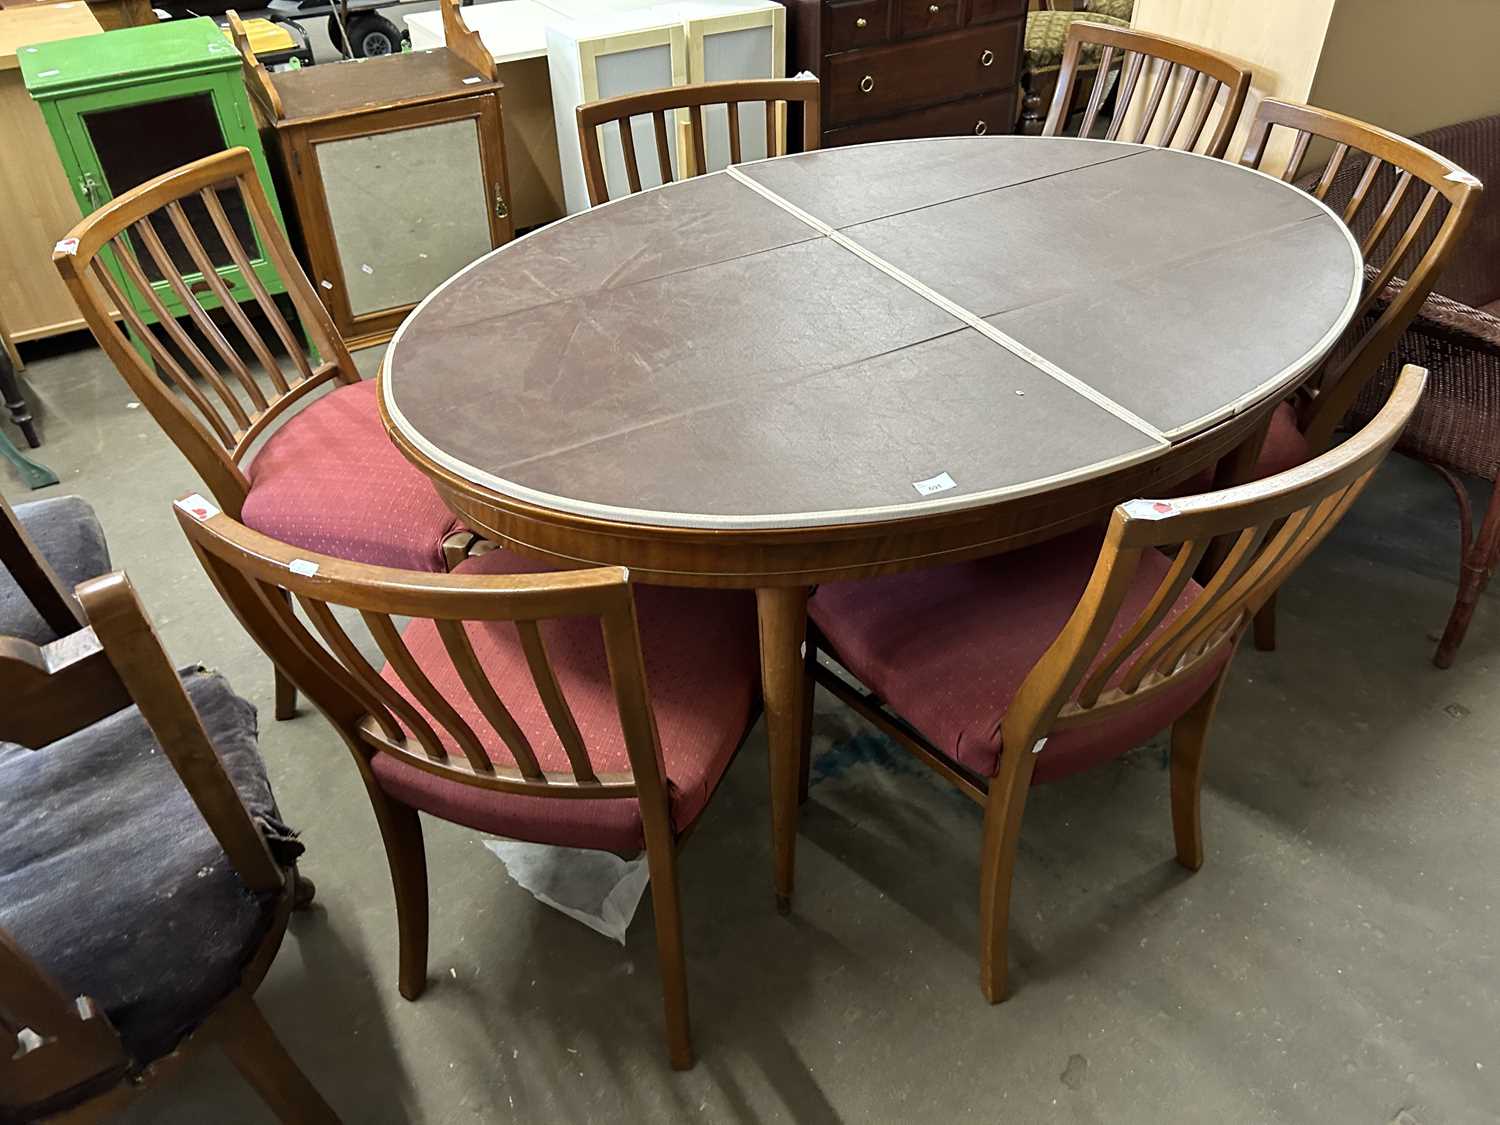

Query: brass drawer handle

[980,48,995,66]
[975,119,988,135]
[855,15,867,26]
[860,74,875,93]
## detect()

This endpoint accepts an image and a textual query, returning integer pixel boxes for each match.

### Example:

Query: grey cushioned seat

[0,671,299,1064]
[0,495,110,644]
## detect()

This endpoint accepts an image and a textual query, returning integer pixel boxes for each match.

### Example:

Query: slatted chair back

[1000,365,1425,757]
[173,501,674,818]
[576,77,821,206]
[51,147,360,519]
[1041,22,1251,158]
[1241,100,1482,452]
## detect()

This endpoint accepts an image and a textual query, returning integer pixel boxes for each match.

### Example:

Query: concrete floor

[3,336,1499,1125]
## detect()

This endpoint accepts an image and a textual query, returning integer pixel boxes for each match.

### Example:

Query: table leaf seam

[723,166,1169,447]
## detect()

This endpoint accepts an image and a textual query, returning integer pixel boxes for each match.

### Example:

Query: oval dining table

[380,134,1362,910]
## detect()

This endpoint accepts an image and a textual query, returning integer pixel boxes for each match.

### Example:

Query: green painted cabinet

[20,17,287,323]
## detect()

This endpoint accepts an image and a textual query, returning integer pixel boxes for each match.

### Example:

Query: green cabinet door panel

[21,18,288,324]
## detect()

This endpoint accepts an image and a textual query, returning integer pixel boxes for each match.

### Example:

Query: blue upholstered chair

[1,491,336,1122]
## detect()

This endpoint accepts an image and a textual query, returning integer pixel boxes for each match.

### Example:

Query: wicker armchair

[1340,114,1500,667]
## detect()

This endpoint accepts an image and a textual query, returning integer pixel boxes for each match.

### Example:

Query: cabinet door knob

[980,48,995,66]
[860,74,875,93]
[855,15,867,26]
[975,119,988,135]
[928,3,939,11]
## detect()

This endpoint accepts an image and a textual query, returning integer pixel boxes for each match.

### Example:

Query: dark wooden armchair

[0,492,336,1123]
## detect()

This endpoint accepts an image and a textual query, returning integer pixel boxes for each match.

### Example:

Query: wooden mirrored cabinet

[233,0,513,348]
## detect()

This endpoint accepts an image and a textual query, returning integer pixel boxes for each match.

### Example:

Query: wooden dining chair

[50,146,476,720]
[802,365,1426,1004]
[2,560,335,1123]
[173,501,762,1069]
[576,76,821,206]
[1230,101,1482,649]
[1041,21,1251,158]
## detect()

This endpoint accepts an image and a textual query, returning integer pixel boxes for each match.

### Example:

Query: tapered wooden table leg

[757,585,810,916]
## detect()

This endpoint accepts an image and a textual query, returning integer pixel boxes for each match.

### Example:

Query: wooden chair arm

[0,629,131,748]
[0,493,84,640]
[1356,270,1500,355]
[0,930,128,1115]
[75,572,285,896]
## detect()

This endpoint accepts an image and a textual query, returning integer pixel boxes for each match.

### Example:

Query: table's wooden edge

[381,364,1279,585]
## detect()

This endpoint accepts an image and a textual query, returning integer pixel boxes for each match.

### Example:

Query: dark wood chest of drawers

[785,0,1025,146]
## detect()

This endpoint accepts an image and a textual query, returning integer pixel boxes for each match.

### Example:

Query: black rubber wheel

[326,14,350,56]
[344,12,402,57]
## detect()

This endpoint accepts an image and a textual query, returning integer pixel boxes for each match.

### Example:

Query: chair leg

[797,632,817,806]
[274,665,298,721]
[977,749,1039,1004]
[274,589,298,720]
[366,790,429,1000]
[1169,667,1232,872]
[216,992,339,1124]
[642,836,694,1070]
[1434,471,1500,669]
[1252,593,1277,651]
[1435,560,1490,669]
[292,870,317,911]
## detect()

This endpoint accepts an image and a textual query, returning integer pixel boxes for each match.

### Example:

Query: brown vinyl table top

[383,136,1363,531]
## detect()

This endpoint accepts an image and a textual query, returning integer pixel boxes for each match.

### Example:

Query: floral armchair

[1018,0,1134,135]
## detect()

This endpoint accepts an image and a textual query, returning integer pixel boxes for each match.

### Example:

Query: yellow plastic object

[221,17,298,56]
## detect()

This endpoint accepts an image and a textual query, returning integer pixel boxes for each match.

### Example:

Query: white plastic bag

[483,839,650,945]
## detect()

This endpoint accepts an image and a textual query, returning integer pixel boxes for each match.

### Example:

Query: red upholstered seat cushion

[372,550,761,853]
[241,379,460,572]
[1253,400,1311,479]
[1176,400,1309,495]
[808,531,1233,785]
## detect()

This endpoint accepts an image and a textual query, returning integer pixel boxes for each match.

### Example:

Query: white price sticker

[1124,498,1178,520]
[288,559,320,577]
[175,493,220,521]
[912,471,957,497]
